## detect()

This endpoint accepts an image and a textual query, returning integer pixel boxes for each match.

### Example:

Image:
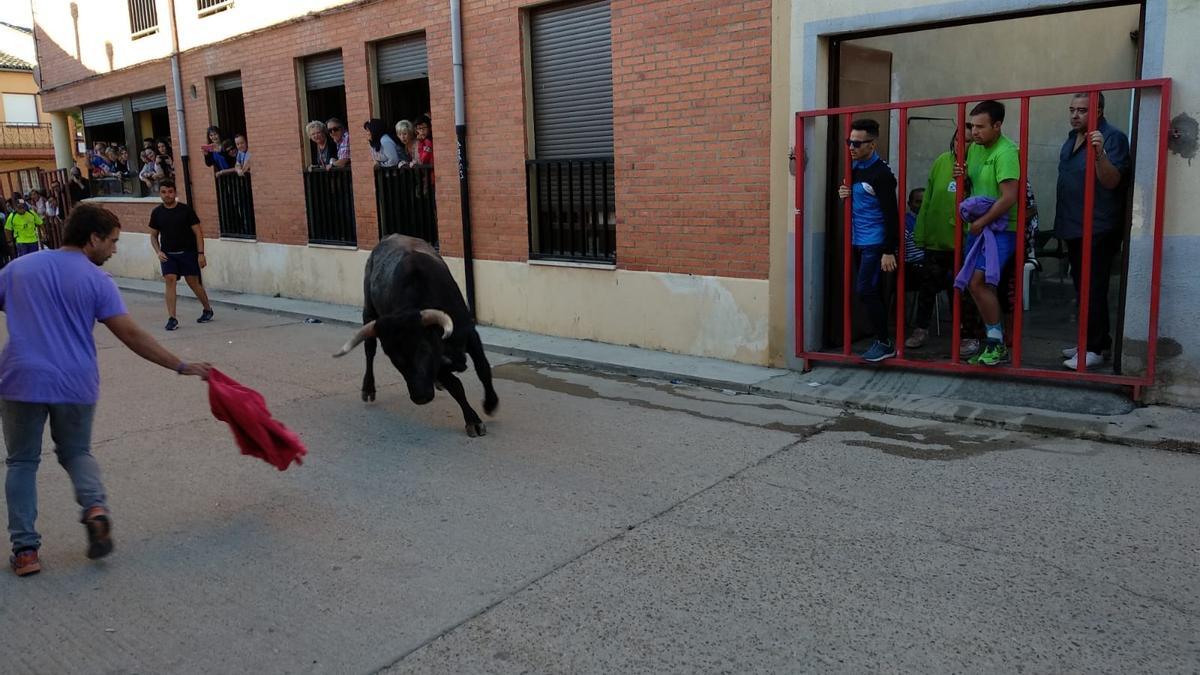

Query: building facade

[29,0,1200,403]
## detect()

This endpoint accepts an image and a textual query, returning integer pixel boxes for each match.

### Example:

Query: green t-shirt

[5,211,43,244]
[914,151,958,251]
[966,135,1020,231]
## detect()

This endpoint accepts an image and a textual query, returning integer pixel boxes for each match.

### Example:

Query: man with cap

[4,200,44,258]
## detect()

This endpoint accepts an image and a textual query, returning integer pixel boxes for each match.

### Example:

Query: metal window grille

[215,173,256,239]
[375,166,438,246]
[304,168,357,246]
[128,0,159,38]
[526,158,616,263]
[198,0,233,16]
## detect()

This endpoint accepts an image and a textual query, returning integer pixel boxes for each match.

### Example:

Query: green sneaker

[975,342,1010,367]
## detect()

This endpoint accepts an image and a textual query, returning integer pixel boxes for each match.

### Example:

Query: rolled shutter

[377,35,428,84]
[131,88,167,111]
[305,52,344,90]
[214,73,242,91]
[530,0,613,159]
[82,99,124,126]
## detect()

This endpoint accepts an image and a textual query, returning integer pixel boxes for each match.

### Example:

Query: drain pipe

[451,0,476,313]
[166,0,194,206]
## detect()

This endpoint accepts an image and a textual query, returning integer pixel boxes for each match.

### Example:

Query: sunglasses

[329,126,343,132]
[845,138,875,148]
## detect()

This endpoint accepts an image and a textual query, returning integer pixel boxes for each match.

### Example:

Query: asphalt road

[1,292,1197,674]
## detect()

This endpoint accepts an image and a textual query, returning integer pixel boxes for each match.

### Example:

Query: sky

[3,1,33,30]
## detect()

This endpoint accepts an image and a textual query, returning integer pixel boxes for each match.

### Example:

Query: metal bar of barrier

[797,78,1171,119]
[842,115,852,357]
[1077,92,1099,372]
[952,102,966,364]
[896,108,908,360]
[795,115,805,357]
[1013,97,1030,368]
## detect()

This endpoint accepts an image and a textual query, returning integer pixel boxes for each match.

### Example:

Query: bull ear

[420,309,453,340]
[333,321,377,357]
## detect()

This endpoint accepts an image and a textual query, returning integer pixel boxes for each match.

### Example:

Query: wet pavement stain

[493,362,819,436]
[823,415,1022,461]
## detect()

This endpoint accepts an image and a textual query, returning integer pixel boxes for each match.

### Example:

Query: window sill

[528,258,616,271]
[82,196,159,204]
[307,243,359,251]
[220,236,257,243]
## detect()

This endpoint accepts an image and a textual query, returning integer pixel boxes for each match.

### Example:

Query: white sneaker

[1061,346,1078,359]
[1063,351,1103,370]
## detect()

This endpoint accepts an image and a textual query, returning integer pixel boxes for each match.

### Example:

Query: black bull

[333,235,498,437]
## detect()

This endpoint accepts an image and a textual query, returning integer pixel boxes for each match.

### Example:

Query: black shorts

[161,251,201,278]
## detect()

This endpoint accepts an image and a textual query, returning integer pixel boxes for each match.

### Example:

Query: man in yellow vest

[4,200,43,258]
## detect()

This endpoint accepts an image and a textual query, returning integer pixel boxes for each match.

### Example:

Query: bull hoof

[483,396,499,416]
[466,422,487,437]
[362,390,376,402]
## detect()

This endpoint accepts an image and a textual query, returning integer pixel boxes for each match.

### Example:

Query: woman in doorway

[201,126,230,171]
[68,166,91,203]
[394,120,416,167]
[305,121,336,169]
[364,119,401,168]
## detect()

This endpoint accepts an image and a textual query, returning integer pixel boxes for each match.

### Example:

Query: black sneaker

[165,317,179,331]
[197,309,214,323]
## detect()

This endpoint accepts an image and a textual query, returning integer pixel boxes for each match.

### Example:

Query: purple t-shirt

[0,249,128,404]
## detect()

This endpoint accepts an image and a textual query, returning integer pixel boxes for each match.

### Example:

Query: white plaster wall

[107,236,771,364]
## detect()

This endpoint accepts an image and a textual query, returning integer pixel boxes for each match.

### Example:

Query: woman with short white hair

[305,120,335,168]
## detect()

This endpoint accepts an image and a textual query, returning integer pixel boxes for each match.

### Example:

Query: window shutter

[305,52,344,90]
[82,99,124,126]
[214,73,242,91]
[530,0,613,159]
[377,35,428,85]
[131,88,167,112]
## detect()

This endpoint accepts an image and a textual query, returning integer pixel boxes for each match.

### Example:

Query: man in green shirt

[956,100,1020,366]
[4,201,43,258]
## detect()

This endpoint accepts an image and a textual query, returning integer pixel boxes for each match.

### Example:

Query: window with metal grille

[526,0,615,263]
[198,0,233,17]
[128,0,158,38]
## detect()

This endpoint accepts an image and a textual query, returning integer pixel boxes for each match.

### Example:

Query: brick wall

[36,0,773,280]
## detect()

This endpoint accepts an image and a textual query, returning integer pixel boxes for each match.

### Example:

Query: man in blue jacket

[838,118,900,362]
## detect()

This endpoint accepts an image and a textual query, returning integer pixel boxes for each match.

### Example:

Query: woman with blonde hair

[305,120,336,168]
[393,120,416,167]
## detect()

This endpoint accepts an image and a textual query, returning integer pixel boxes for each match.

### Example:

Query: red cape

[208,369,307,471]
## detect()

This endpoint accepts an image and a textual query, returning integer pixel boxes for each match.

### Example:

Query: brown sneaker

[82,506,114,560]
[10,549,41,577]
[905,327,929,349]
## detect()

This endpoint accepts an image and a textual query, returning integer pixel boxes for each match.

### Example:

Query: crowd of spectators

[1,185,65,267]
[301,113,434,172]
[87,138,175,194]
[202,126,252,179]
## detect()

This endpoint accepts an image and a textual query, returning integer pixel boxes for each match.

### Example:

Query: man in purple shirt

[0,204,213,577]
[326,117,351,168]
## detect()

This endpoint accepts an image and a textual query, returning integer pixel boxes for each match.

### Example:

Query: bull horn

[420,309,454,339]
[333,321,377,357]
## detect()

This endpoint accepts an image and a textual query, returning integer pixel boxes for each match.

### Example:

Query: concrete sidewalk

[115,277,1199,454]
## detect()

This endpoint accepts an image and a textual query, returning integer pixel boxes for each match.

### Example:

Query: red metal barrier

[794,78,1172,396]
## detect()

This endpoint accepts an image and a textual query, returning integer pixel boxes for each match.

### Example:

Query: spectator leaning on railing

[364,119,400,168]
[326,118,351,168]
[233,134,251,176]
[155,141,175,182]
[305,121,336,169]
[394,120,417,166]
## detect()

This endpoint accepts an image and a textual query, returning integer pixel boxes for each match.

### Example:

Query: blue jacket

[849,153,899,251]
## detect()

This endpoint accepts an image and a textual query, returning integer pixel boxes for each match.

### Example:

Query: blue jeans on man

[855,245,891,347]
[2,400,106,553]
[15,243,39,258]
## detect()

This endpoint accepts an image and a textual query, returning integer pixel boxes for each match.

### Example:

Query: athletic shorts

[964,231,1016,273]
[161,251,202,278]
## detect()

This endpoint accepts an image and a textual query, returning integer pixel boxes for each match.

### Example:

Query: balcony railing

[526,157,616,263]
[215,173,255,239]
[304,168,356,246]
[198,0,233,16]
[128,0,159,37]
[375,165,437,246]
[0,124,53,150]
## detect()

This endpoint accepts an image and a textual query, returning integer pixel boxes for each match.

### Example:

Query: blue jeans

[2,400,106,552]
[855,245,889,343]
[15,243,39,257]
